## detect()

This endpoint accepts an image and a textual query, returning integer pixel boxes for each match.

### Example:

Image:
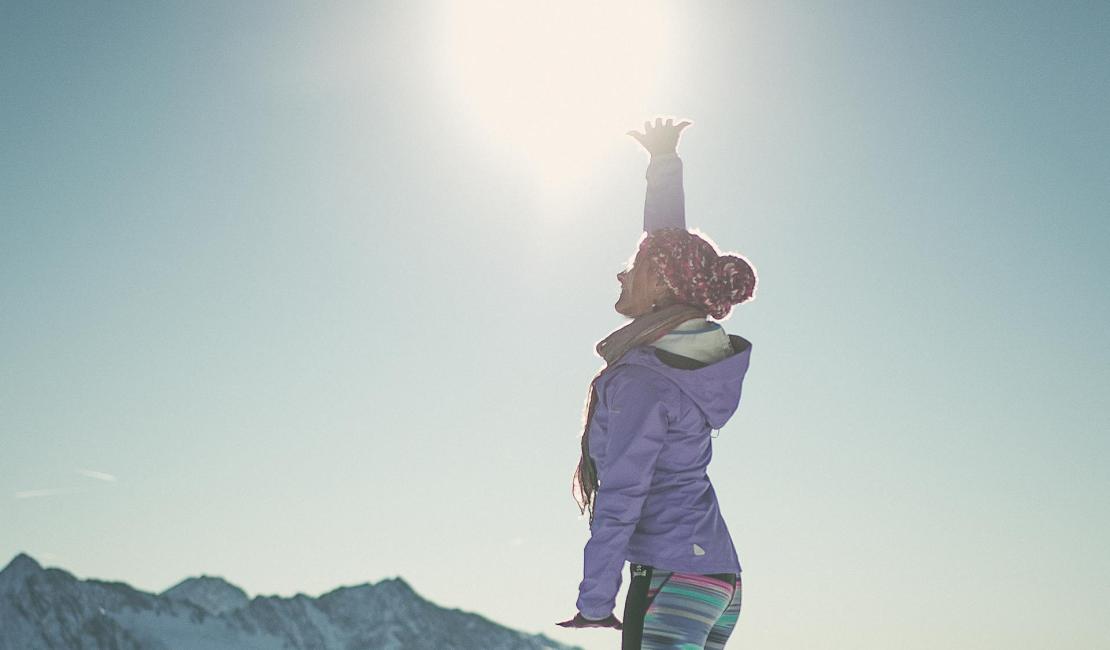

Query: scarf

[595,302,709,365]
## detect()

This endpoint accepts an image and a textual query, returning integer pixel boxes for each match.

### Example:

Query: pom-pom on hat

[637,227,758,320]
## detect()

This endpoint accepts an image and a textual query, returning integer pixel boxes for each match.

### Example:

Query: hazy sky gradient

[2,2,1108,649]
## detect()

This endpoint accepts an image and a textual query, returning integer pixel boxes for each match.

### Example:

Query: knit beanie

[637,227,758,319]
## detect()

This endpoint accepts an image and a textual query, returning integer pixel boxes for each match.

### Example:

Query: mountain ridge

[0,552,580,650]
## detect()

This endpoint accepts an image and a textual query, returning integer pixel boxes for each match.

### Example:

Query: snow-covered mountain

[0,553,580,650]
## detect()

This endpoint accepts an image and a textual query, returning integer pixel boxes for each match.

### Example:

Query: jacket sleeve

[575,367,673,620]
[643,152,687,233]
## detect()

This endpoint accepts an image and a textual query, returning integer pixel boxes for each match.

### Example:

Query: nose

[617,270,628,284]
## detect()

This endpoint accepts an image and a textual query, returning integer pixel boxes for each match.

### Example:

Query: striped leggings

[621,563,742,649]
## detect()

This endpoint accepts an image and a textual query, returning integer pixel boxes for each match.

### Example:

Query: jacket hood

[610,334,752,430]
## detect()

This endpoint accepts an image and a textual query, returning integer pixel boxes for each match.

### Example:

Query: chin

[615,304,641,319]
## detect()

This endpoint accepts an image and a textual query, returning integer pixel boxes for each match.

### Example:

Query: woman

[556,118,758,649]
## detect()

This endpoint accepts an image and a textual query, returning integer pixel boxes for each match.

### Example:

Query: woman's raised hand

[627,117,693,156]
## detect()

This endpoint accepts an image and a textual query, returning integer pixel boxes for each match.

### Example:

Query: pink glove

[556,612,623,630]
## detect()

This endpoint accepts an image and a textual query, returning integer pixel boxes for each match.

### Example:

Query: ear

[640,257,671,296]
[647,268,673,299]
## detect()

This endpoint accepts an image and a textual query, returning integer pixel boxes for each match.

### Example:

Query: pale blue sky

[2,2,1108,649]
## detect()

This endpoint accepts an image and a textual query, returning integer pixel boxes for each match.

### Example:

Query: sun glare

[441,2,671,187]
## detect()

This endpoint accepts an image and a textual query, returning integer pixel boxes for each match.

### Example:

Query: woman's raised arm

[627,117,692,233]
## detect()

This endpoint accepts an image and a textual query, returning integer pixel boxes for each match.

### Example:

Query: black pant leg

[621,563,653,650]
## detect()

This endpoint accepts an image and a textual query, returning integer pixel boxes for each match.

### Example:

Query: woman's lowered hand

[556,612,623,630]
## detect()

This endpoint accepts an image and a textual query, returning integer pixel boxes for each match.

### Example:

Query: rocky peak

[162,574,250,615]
[375,576,417,596]
[0,553,43,593]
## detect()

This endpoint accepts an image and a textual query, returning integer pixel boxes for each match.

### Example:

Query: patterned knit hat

[637,228,758,320]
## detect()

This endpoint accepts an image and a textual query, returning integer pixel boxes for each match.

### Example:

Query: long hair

[571,369,606,526]
[570,312,689,527]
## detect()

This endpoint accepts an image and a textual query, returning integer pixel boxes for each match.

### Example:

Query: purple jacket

[575,152,754,620]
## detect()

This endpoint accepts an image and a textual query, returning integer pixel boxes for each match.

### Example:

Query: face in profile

[615,253,671,318]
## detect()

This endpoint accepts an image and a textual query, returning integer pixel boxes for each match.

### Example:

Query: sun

[440,1,672,187]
